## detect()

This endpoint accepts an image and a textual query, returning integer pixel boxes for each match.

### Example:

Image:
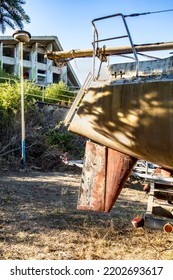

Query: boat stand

[144,180,173,231]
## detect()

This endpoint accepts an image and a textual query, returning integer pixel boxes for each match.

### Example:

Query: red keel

[77,141,137,212]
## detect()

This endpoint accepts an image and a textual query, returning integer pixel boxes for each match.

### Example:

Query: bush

[45,81,75,105]
[0,82,20,131]
[46,124,85,158]
[0,78,84,170]
[0,69,19,83]
[24,82,43,102]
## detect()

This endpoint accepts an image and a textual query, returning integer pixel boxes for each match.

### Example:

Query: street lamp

[13,30,31,170]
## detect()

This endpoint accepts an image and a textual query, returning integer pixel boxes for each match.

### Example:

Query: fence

[0,77,78,107]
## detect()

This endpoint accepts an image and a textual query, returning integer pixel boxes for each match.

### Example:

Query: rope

[125,8,173,18]
[71,50,79,70]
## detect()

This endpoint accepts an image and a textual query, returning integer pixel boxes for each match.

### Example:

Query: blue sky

[4,0,173,83]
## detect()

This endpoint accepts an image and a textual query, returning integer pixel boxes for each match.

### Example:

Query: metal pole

[20,41,26,170]
[13,30,31,171]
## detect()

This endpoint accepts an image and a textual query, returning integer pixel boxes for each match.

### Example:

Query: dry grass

[0,170,173,260]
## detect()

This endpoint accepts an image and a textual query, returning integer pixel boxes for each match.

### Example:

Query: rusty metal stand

[144,180,173,231]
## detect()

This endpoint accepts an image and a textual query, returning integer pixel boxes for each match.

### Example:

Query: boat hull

[69,79,173,170]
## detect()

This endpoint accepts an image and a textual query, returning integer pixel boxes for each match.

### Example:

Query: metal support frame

[92,13,139,79]
[144,180,173,231]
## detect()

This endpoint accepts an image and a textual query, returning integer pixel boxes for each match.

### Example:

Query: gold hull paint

[69,80,173,170]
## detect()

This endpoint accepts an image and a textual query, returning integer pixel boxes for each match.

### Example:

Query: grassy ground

[0,170,173,260]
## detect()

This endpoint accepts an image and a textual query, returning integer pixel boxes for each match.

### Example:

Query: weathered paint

[104,148,137,212]
[77,141,137,212]
[77,141,106,211]
[108,56,173,79]
[69,79,173,170]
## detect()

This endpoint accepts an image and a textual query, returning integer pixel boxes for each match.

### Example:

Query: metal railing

[0,77,78,107]
[92,13,139,79]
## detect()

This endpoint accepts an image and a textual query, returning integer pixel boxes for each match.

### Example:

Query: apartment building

[0,35,80,88]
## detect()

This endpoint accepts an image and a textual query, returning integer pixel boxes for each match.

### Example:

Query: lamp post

[13,30,31,170]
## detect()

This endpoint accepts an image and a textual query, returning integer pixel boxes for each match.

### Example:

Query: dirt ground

[0,168,173,260]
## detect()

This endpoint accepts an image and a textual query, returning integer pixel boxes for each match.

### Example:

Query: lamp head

[13,30,31,44]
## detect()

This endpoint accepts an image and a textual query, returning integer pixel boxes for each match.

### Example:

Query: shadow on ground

[2,171,169,260]
[0,171,146,234]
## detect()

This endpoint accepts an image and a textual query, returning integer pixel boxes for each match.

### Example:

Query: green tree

[0,0,30,34]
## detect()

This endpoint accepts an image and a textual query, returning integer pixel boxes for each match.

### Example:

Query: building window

[23,50,31,61]
[3,46,15,58]
[37,52,47,63]
[37,76,46,84]
[37,70,46,84]
[23,67,30,80]
[3,64,14,74]
[53,73,61,83]
[38,69,46,75]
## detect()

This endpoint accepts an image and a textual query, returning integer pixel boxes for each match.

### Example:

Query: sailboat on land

[47,11,173,212]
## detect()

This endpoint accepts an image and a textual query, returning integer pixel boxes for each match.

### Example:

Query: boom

[46,41,173,61]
